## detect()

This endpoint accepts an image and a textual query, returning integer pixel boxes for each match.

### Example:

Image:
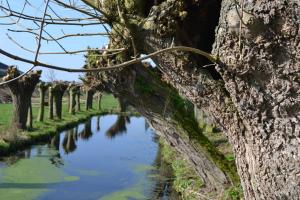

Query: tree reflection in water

[62,128,77,154]
[96,116,100,131]
[79,119,93,140]
[105,115,130,139]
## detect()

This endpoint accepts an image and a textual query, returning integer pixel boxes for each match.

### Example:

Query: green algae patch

[63,176,80,182]
[73,169,104,177]
[147,173,160,179]
[0,156,78,200]
[99,183,146,200]
[133,164,156,173]
[100,163,155,200]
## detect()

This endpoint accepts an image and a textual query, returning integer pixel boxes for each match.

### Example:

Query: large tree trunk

[136,1,300,199]
[84,0,300,198]
[101,65,239,197]
[210,1,300,199]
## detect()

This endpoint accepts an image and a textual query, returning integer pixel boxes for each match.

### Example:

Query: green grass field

[0,94,119,132]
[0,94,120,153]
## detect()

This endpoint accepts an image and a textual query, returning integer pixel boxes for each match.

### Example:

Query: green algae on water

[133,164,156,173]
[99,183,146,200]
[0,156,79,200]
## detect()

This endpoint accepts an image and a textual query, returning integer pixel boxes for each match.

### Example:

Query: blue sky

[0,0,108,81]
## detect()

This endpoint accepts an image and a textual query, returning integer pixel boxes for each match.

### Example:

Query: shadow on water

[0,114,180,200]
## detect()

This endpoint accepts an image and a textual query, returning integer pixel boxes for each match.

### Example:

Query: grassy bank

[0,94,120,155]
[160,139,204,200]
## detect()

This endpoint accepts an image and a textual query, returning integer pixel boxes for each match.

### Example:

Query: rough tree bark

[139,1,300,199]
[85,0,300,198]
[37,82,49,122]
[2,67,41,130]
[211,1,300,199]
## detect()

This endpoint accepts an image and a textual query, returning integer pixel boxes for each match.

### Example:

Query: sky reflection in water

[0,115,177,200]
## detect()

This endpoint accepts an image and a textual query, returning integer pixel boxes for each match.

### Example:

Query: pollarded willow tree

[2,67,41,130]
[37,82,49,122]
[52,82,68,119]
[68,83,81,115]
[0,0,298,199]
[85,87,95,111]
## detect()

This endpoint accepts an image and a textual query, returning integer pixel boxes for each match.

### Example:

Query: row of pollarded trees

[2,66,102,131]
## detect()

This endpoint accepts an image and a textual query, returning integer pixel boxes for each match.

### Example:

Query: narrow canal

[0,115,180,200]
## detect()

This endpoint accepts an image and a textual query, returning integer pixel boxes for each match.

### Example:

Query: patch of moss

[135,77,155,96]
[168,90,240,186]
[223,185,244,200]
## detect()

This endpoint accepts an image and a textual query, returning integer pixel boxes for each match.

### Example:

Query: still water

[0,115,179,200]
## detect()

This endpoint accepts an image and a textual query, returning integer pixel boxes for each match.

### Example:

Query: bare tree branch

[0,0,50,86]
[51,0,107,21]
[0,46,217,75]
[8,29,108,41]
